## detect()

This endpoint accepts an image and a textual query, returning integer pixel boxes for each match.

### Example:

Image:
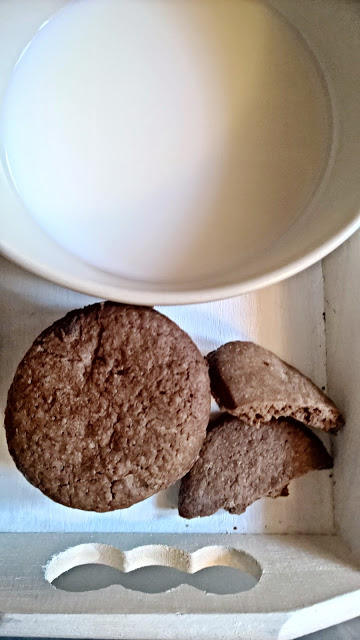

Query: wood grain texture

[0,256,333,534]
[0,533,359,639]
[323,230,360,559]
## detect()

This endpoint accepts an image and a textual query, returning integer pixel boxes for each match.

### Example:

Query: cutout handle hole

[46,543,261,595]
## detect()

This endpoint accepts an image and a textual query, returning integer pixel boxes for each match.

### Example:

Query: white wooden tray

[1,231,360,639]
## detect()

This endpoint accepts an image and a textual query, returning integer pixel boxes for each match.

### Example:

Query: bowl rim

[1,212,360,305]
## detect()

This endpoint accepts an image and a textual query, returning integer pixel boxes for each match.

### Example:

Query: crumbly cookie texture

[178,414,333,519]
[5,302,211,512]
[207,341,344,432]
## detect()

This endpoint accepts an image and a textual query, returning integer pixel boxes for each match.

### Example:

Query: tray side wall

[323,229,360,558]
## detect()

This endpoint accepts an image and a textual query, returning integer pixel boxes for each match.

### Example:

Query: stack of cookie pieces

[179,341,343,518]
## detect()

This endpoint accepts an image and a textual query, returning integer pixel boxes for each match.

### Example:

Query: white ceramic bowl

[1,0,360,305]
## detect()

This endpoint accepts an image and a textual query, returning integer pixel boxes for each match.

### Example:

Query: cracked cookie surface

[178,414,333,519]
[207,341,344,432]
[5,302,211,511]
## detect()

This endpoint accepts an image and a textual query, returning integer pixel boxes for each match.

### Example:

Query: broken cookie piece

[207,341,344,432]
[178,414,332,519]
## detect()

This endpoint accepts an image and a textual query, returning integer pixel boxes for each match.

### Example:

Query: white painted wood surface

[2,236,360,638]
[0,533,360,640]
[0,255,333,534]
[323,230,360,559]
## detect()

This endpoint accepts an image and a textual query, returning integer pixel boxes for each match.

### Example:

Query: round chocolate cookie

[5,302,210,511]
